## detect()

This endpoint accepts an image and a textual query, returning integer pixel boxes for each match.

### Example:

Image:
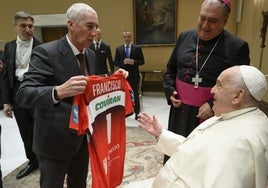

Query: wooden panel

[41,27,68,42]
[141,71,164,92]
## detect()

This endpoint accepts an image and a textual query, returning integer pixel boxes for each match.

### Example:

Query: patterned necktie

[125,45,129,57]
[96,42,99,50]
[76,53,87,75]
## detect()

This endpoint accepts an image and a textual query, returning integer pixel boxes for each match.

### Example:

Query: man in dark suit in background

[89,28,114,75]
[0,52,3,188]
[16,3,128,188]
[2,11,41,179]
[0,50,3,110]
[114,30,145,119]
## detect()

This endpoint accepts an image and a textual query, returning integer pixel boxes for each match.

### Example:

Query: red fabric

[88,106,127,188]
[69,73,134,188]
[69,94,89,135]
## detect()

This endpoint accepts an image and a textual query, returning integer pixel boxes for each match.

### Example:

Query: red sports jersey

[69,73,134,188]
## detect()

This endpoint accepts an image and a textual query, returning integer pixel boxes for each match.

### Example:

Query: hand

[196,102,213,120]
[3,104,13,118]
[56,75,89,99]
[170,91,181,108]
[137,112,163,138]
[123,58,134,65]
[115,68,129,78]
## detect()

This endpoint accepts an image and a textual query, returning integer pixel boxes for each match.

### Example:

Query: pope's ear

[232,89,245,104]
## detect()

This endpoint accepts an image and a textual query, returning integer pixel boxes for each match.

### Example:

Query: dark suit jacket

[16,36,96,160]
[162,29,250,105]
[114,44,144,83]
[89,41,114,75]
[0,51,3,109]
[2,37,42,105]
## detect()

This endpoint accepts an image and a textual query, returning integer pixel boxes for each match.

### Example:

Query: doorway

[41,27,68,42]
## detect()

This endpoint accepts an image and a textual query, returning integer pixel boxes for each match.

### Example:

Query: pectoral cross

[192,74,202,88]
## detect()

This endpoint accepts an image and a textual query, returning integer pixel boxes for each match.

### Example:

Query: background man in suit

[89,28,114,75]
[2,11,41,179]
[16,3,128,188]
[0,55,3,188]
[114,30,145,119]
[0,50,3,110]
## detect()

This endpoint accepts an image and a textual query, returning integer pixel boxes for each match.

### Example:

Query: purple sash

[176,78,213,107]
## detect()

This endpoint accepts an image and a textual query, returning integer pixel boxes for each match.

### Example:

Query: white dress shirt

[15,36,33,81]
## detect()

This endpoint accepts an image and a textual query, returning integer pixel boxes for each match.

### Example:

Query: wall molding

[33,13,66,27]
[32,14,66,42]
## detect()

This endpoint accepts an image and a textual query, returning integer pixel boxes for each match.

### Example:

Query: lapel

[58,37,81,76]
[120,45,127,58]
[10,40,16,61]
[129,44,135,57]
[85,48,96,75]
[32,37,42,48]
[9,40,17,78]
[98,42,102,51]
[57,37,96,75]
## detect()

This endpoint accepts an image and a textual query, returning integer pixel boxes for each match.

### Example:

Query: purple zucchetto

[222,0,231,11]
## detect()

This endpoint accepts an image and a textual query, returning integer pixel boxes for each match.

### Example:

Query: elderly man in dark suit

[89,28,114,75]
[2,11,41,179]
[16,3,128,188]
[114,30,145,119]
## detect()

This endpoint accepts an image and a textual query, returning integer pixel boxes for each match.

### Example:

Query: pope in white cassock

[125,65,268,188]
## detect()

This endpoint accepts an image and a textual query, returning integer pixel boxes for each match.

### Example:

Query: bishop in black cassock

[162,29,250,163]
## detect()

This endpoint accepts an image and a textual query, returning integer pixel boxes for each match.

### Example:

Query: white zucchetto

[239,65,267,101]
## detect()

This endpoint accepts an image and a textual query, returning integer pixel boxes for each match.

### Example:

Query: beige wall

[1,0,268,100]
[237,0,268,100]
[237,0,268,71]
[0,0,237,72]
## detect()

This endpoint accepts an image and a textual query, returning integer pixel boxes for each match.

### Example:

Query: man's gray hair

[202,0,231,17]
[66,3,97,24]
[14,11,34,25]
[123,29,132,35]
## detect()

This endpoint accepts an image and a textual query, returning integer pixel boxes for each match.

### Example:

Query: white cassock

[125,107,268,188]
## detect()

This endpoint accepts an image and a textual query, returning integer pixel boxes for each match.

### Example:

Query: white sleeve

[155,129,185,156]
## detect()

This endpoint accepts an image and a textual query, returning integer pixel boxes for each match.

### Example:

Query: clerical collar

[192,107,258,133]
[220,107,258,120]
[198,31,224,44]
